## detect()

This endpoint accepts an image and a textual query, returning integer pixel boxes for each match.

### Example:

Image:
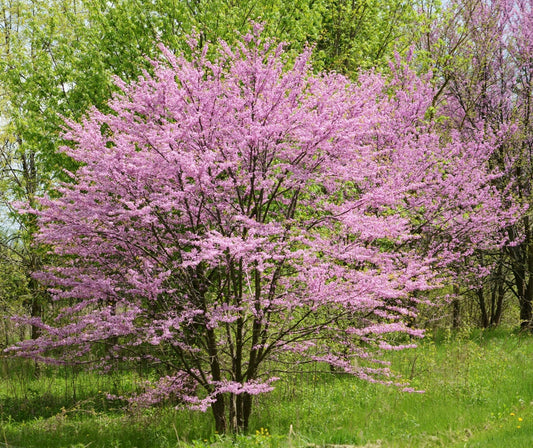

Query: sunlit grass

[1,328,533,447]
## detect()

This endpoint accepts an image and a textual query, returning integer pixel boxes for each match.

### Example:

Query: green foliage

[0,243,31,348]
[0,0,82,182]
[315,0,423,73]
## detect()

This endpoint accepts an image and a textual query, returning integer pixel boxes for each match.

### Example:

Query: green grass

[2,329,533,447]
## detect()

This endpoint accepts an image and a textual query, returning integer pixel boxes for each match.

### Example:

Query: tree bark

[211,394,227,434]
[241,392,253,431]
[491,277,504,326]
[452,284,461,330]
[477,288,489,328]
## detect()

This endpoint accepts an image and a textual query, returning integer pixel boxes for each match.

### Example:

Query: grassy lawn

[1,329,533,447]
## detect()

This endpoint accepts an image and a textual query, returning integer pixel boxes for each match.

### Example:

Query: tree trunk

[241,392,253,431]
[523,240,533,330]
[491,278,504,326]
[519,292,532,330]
[30,295,42,340]
[477,288,489,328]
[452,284,461,329]
[226,392,251,432]
[510,245,530,329]
[211,394,227,434]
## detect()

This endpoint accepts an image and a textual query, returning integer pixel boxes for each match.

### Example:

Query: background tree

[415,0,533,329]
[315,0,422,72]
[0,0,85,341]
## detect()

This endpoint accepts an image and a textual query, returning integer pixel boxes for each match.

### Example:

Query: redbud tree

[9,29,514,432]
[416,0,532,326]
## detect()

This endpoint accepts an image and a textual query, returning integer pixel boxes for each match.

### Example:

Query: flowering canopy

[9,29,516,432]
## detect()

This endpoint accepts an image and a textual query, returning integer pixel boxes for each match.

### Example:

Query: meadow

[1,328,533,448]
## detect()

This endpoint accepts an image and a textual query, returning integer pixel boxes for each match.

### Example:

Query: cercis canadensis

[9,29,517,432]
